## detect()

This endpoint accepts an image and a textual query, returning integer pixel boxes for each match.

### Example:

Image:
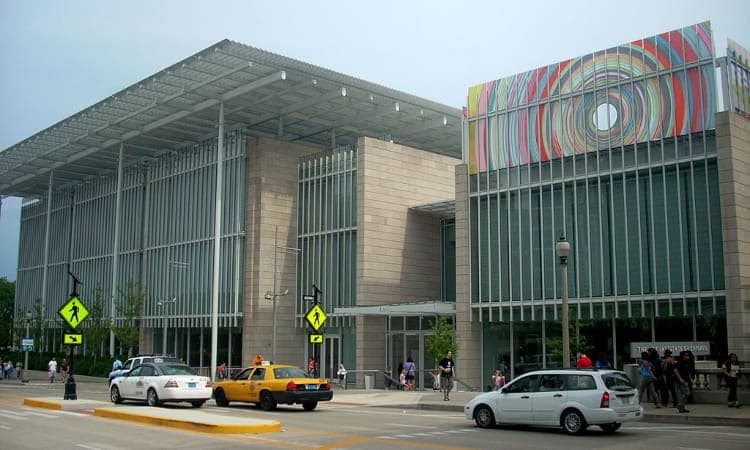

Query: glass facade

[297,148,358,328]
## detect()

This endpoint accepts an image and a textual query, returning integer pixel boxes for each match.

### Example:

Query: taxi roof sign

[305,304,327,331]
[58,296,89,329]
[63,333,83,345]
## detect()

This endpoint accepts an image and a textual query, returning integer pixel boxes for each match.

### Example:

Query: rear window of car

[602,372,636,391]
[158,364,198,376]
[273,367,309,379]
[565,374,597,390]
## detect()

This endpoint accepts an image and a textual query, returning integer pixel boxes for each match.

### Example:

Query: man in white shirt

[47,357,57,383]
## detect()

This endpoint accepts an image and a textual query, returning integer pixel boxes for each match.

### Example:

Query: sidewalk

[330,388,750,427]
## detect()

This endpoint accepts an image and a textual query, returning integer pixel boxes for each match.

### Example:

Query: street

[1,380,749,449]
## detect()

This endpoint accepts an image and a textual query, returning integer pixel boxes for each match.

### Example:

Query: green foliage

[111,280,144,358]
[425,316,457,366]
[83,287,111,362]
[0,277,14,349]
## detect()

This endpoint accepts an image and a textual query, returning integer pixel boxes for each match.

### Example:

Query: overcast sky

[1,0,749,280]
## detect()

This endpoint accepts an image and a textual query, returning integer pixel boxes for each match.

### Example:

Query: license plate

[620,396,632,404]
[188,382,196,388]
[306,384,319,390]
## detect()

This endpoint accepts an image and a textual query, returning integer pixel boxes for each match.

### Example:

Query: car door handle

[521,395,530,399]
[553,394,563,397]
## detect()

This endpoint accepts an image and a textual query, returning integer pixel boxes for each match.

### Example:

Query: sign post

[304,284,325,377]
[57,272,88,400]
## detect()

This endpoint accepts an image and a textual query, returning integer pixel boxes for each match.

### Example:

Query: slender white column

[41,171,54,323]
[110,142,124,356]
[210,102,225,381]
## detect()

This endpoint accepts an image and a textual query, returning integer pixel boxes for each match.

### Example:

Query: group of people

[0,358,19,380]
[382,351,456,401]
[575,352,611,369]
[45,357,69,383]
[638,348,703,413]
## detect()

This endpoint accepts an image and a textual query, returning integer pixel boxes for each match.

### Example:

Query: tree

[425,316,457,367]
[0,277,15,349]
[83,287,111,363]
[111,280,144,357]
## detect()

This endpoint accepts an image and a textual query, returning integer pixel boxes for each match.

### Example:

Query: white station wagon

[464,369,643,434]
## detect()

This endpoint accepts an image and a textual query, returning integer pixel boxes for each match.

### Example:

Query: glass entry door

[318,335,340,380]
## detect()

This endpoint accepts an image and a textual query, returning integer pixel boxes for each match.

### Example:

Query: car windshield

[602,372,636,391]
[158,364,198,376]
[273,367,309,379]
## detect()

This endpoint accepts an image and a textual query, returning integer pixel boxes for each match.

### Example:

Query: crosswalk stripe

[0,412,27,420]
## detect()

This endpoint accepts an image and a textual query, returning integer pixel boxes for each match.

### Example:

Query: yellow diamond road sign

[64,333,83,345]
[305,304,327,331]
[309,334,323,344]
[58,296,89,329]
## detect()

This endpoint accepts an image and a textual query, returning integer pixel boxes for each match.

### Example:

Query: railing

[689,368,750,392]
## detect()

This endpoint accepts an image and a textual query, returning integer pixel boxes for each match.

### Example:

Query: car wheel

[474,405,496,428]
[191,400,205,408]
[599,423,621,434]
[214,389,229,407]
[561,408,587,435]
[147,388,161,407]
[260,391,277,411]
[302,401,318,411]
[110,386,123,404]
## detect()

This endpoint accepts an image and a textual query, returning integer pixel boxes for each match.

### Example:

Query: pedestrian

[595,353,611,369]
[721,353,742,408]
[308,357,316,377]
[404,357,417,391]
[438,350,455,401]
[337,363,347,389]
[492,369,506,391]
[398,370,406,390]
[112,358,123,371]
[638,352,660,407]
[674,351,691,413]
[217,362,227,380]
[383,367,393,390]
[661,350,677,408]
[576,352,593,368]
[252,354,263,366]
[47,357,57,383]
[60,358,69,383]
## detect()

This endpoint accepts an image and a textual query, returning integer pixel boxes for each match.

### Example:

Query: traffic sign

[305,304,327,331]
[309,334,323,344]
[63,333,83,345]
[58,296,89,329]
[21,338,34,352]
[303,294,315,302]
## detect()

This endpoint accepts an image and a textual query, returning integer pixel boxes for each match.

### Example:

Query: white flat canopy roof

[334,301,455,317]
[0,39,461,198]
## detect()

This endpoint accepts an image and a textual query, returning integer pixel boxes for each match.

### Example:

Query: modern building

[1,40,461,385]
[2,22,748,389]
[457,21,750,389]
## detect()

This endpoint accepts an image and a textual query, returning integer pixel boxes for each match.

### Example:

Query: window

[128,367,143,377]
[505,375,540,393]
[565,374,596,390]
[140,366,156,377]
[539,374,565,391]
[235,368,252,380]
[251,368,266,381]
[602,372,636,391]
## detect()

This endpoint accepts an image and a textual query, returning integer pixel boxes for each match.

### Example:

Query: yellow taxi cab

[213,363,332,411]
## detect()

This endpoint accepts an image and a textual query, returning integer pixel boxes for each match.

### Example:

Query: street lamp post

[22,311,32,383]
[157,297,177,355]
[266,225,300,364]
[556,235,571,368]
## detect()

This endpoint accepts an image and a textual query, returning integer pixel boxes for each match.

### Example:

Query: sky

[1,0,749,280]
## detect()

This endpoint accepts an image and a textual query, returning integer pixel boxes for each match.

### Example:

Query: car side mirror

[500,387,507,394]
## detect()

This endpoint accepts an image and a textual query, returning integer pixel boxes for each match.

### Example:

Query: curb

[643,413,750,428]
[23,398,62,410]
[92,407,281,434]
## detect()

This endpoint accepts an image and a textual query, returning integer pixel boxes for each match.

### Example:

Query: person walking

[60,358,69,383]
[252,354,264,365]
[674,351,691,413]
[47,357,57,383]
[575,353,593,368]
[217,362,228,380]
[336,363,347,389]
[661,350,677,408]
[638,352,660,408]
[438,350,455,401]
[492,369,506,391]
[721,353,742,408]
[404,357,417,391]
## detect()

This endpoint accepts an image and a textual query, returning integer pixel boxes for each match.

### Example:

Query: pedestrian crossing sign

[58,296,89,329]
[305,304,327,331]
[309,334,323,344]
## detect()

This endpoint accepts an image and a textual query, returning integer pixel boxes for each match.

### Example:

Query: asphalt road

[2,380,749,449]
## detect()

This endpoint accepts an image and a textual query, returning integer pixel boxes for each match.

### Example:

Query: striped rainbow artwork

[466,22,716,174]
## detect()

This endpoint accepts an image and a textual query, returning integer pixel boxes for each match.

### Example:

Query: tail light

[205,380,212,388]
[600,392,610,408]
[286,381,298,391]
[324,381,331,390]
[164,379,179,388]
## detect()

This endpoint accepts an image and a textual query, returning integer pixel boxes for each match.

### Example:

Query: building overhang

[0,39,462,198]
[410,199,455,218]
[334,301,455,317]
